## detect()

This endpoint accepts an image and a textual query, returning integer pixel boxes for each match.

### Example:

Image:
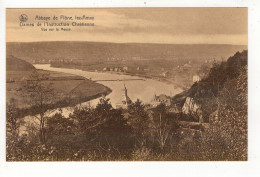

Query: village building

[161,71,169,77]
[183,63,192,68]
[132,56,141,60]
[193,75,201,82]
[168,104,182,113]
[151,94,172,107]
[20,76,28,81]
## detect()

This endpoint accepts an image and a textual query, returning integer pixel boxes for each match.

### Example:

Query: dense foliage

[175,50,248,160]
[190,50,247,119]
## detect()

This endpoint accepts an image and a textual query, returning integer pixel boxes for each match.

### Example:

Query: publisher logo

[19,14,28,22]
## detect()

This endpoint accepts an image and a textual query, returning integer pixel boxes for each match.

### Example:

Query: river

[34,64,183,108]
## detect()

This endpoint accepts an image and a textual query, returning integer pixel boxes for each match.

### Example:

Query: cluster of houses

[150,94,172,107]
[103,66,151,73]
[32,59,51,64]
[32,59,75,64]
[103,66,128,72]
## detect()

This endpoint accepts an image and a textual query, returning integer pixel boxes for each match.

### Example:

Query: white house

[193,75,200,83]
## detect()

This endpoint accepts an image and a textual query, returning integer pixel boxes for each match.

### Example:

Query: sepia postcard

[5,8,248,162]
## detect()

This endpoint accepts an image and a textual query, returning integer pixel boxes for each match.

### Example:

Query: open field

[6,69,111,111]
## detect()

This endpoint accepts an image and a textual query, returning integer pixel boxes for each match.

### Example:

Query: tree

[6,98,19,137]
[151,103,179,151]
[25,71,55,148]
[6,99,20,160]
[127,99,150,146]
[95,97,113,116]
[67,97,132,160]
[94,97,131,158]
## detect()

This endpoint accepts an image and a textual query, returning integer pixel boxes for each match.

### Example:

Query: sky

[6,8,248,44]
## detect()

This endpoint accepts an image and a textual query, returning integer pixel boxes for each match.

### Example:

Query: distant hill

[6,41,247,63]
[6,55,35,71]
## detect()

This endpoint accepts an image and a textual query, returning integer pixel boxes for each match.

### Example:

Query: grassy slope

[6,56,111,111]
[6,55,35,71]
